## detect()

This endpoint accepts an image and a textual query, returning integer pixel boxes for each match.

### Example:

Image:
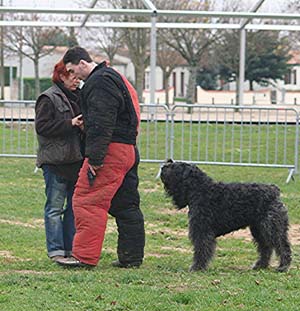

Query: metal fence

[1,101,299,182]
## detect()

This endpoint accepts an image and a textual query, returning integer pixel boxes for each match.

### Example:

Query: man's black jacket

[81,61,138,166]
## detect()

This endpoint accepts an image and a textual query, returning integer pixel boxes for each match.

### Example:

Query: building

[3,46,300,106]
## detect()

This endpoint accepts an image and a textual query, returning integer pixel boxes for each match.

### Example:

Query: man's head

[63,46,94,81]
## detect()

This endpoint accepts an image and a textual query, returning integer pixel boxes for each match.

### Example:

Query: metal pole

[81,0,98,27]
[149,13,157,105]
[238,29,246,106]
[19,27,24,100]
[0,0,4,100]
[142,0,157,107]
[238,0,266,106]
[1,7,300,21]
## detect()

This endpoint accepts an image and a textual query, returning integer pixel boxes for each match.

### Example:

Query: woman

[35,60,84,263]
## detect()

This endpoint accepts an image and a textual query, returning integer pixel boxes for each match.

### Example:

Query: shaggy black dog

[160,160,291,272]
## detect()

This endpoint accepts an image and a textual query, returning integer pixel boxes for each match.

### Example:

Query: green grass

[0,158,300,311]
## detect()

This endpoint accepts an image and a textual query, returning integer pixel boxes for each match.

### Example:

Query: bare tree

[285,0,300,49]
[156,39,182,106]
[87,27,123,66]
[156,0,219,104]
[5,15,61,97]
[104,0,150,103]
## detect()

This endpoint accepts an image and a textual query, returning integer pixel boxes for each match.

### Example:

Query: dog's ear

[166,159,174,164]
[182,164,193,180]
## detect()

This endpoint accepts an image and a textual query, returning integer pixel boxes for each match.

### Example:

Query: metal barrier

[169,104,300,183]
[1,101,299,182]
[0,100,36,158]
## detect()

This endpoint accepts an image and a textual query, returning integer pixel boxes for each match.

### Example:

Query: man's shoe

[111,260,141,269]
[56,256,94,268]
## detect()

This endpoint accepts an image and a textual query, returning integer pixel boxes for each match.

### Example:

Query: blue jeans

[42,165,76,258]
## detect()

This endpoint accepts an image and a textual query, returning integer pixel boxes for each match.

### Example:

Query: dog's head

[160,160,197,209]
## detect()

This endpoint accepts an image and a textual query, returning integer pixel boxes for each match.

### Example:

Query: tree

[5,15,62,97]
[280,1,300,50]
[196,66,219,90]
[87,27,123,66]
[105,0,150,103]
[156,0,220,104]
[216,30,291,90]
[196,49,220,90]
[156,39,182,106]
[46,28,78,47]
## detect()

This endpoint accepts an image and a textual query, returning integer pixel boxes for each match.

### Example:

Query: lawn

[0,158,299,311]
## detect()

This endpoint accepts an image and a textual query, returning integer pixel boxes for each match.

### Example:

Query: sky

[3,0,78,7]
[2,0,290,12]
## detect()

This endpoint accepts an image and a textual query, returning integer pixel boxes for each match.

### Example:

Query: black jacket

[81,62,138,166]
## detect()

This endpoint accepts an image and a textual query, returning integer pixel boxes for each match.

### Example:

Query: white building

[4,46,300,106]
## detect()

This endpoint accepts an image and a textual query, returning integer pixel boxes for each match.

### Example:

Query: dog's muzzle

[156,159,174,180]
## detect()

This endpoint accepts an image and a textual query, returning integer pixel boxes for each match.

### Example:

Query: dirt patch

[144,222,187,237]
[160,246,191,254]
[2,217,298,245]
[0,218,43,229]
[220,224,300,245]
[142,184,162,193]
[157,207,188,216]
[0,251,31,262]
[146,253,169,258]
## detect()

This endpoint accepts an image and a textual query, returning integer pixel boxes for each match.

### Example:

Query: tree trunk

[134,62,145,103]
[235,75,240,112]
[249,80,254,91]
[186,66,197,105]
[235,75,239,106]
[34,58,40,98]
[18,50,23,100]
[165,86,169,107]
[163,69,169,106]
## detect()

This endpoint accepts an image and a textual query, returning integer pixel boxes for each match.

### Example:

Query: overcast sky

[3,0,290,12]
[3,0,78,7]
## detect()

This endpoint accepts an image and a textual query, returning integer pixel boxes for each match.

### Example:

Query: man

[57,46,145,268]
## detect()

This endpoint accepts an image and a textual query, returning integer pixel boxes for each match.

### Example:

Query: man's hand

[88,164,103,176]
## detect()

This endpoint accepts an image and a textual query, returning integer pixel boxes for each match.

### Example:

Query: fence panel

[1,101,299,181]
[139,104,170,162]
[170,104,299,181]
[0,100,36,157]
[0,101,172,162]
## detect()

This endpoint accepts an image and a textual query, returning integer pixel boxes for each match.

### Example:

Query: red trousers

[72,142,136,265]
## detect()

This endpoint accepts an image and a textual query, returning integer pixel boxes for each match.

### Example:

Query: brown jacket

[35,83,83,168]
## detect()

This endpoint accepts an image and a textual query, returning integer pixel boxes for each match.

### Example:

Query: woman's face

[60,72,80,91]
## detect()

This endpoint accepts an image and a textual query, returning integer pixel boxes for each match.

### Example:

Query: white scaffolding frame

[1,0,300,105]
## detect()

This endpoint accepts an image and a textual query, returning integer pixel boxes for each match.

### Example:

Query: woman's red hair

[52,59,70,83]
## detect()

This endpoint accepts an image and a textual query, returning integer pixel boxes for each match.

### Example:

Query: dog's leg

[267,204,292,272]
[189,232,216,272]
[275,236,292,273]
[272,213,292,272]
[250,224,273,270]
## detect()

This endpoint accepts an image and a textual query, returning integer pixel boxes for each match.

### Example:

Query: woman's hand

[72,114,83,127]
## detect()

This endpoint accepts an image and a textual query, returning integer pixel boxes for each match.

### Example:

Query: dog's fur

[160,160,291,272]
